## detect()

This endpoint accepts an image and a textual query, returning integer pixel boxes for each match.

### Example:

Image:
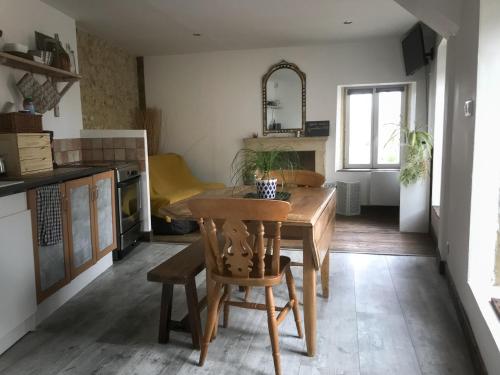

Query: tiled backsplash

[53,137,146,171]
[53,138,82,165]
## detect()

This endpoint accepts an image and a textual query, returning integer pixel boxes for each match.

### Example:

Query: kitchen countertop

[0,166,112,198]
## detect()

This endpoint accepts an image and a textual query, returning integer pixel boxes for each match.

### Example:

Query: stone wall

[77,29,139,130]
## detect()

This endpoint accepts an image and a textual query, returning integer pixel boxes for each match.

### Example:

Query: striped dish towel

[36,184,63,246]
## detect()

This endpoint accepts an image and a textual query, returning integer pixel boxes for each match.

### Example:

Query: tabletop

[160,186,336,227]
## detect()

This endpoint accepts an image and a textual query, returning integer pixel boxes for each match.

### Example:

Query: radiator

[336,181,361,216]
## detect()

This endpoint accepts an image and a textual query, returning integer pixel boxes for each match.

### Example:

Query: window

[344,85,407,169]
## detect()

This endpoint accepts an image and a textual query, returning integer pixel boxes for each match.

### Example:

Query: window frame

[343,85,408,170]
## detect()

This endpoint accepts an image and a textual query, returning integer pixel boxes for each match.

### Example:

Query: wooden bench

[147,240,207,349]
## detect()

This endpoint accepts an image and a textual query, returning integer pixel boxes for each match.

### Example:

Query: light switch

[464,100,474,117]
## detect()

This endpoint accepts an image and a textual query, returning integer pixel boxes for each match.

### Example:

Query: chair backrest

[188,198,291,279]
[269,169,325,188]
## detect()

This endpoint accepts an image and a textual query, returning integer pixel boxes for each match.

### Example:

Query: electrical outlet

[464,100,474,117]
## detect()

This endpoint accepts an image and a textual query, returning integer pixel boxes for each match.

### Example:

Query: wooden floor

[0,242,475,375]
[332,206,436,256]
[155,206,436,257]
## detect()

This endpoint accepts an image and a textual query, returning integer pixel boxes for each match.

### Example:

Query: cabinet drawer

[20,158,52,174]
[18,146,52,161]
[17,134,50,148]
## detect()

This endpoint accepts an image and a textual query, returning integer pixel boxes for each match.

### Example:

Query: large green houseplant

[399,125,433,186]
[231,147,299,199]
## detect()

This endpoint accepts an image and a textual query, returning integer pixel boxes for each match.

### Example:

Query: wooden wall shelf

[0,51,80,82]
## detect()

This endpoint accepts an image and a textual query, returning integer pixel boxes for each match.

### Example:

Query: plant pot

[255,178,277,199]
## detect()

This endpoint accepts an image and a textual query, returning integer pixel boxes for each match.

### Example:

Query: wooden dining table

[160,185,337,357]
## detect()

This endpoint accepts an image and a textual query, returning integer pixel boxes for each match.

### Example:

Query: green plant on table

[231,147,299,185]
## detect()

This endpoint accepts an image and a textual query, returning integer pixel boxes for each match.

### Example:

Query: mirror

[262,60,306,135]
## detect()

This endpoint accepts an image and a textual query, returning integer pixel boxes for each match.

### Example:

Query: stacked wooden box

[0,113,53,175]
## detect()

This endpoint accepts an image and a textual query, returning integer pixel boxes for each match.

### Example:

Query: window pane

[348,93,372,165]
[377,91,402,165]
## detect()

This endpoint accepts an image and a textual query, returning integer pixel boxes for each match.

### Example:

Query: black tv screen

[402,23,427,76]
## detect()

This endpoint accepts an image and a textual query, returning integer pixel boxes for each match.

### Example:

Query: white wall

[145,37,427,192]
[438,0,500,372]
[431,39,447,207]
[466,0,500,370]
[0,0,83,139]
[394,0,462,37]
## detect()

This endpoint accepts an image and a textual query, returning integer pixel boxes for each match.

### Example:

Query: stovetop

[60,161,140,183]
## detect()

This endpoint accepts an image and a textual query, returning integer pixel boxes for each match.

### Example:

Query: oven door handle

[137,177,142,211]
[116,175,141,188]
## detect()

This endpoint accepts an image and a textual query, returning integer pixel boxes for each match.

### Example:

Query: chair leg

[212,284,229,340]
[158,283,173,343]
[285,269,303,338]
[199,282,222,367]
[265,286,281,375]
[321,251,330,299]
[184,279,202,349]
[223,285,231,328]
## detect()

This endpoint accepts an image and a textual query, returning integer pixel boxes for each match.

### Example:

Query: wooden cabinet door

[92,171,117,260]
[27,185,71,303]
[65,176,95,278]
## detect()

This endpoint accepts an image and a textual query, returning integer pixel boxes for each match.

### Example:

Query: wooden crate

[0,113,43,133]
[0,133,52,175]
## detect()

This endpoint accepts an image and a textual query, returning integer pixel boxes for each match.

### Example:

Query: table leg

[303,239,317,357]
[321,251,330,299]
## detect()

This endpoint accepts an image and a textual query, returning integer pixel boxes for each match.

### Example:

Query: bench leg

[185,279,202,349]
[159,283,174,343]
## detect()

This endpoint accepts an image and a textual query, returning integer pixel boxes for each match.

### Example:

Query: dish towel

[36,184,63,246]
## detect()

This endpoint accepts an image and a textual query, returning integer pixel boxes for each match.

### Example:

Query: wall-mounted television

[402,23,436,76]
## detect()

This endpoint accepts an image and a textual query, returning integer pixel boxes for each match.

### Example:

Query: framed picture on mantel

[305,121,330,137]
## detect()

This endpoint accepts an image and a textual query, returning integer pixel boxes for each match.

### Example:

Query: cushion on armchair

[148,153,225,220]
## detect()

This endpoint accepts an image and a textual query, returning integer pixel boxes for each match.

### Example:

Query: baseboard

[444,263,489,375]
[0,315,35,355]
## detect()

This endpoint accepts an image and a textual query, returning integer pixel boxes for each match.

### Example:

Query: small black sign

[305,121,330,137]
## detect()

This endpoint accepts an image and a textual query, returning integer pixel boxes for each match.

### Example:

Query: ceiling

[41,0,417,56]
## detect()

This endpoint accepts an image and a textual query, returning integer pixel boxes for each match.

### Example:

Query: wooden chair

[268,169,330,298]
[269,169,325,188]
[188,198,303,375]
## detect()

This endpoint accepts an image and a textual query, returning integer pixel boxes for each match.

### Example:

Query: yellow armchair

[148,153,225,220]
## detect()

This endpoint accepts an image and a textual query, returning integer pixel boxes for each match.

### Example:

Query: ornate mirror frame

[262,60,306,135]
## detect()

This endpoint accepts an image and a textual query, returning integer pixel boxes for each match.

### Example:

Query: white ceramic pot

[255,178,277,199]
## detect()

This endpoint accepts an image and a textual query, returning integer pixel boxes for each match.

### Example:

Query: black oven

[113,163,142,260]
[117,176,141,233]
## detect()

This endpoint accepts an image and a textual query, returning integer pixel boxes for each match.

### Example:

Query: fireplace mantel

[243,136,328,176]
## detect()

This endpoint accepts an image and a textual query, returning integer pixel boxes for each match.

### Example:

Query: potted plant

[231,147,299,199]
[399,125,433,186]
